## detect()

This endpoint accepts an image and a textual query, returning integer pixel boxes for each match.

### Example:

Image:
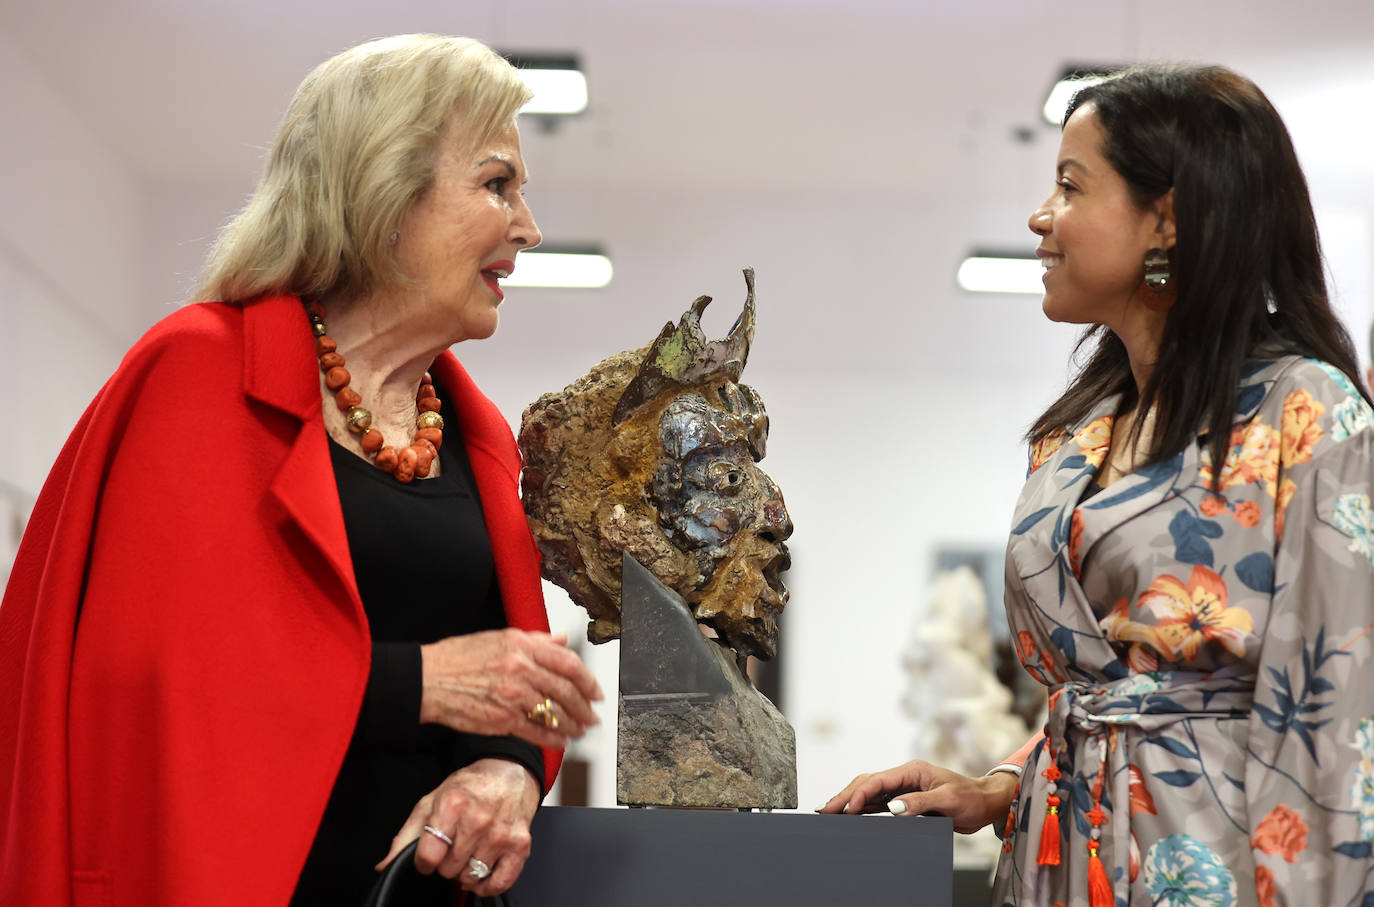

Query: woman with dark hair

[824,64,1374,905]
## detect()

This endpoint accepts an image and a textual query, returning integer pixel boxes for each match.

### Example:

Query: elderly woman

[824,64,1374,906]
[0,35,602,905]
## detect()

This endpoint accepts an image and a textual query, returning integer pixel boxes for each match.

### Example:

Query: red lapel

[431,353,561,785]
[243,293,361,600]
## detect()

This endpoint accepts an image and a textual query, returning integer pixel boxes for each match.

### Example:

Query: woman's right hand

[817,760,1019,835]
[419,629,604,749]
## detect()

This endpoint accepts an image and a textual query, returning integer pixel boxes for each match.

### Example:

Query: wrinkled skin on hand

[519,270,793,660]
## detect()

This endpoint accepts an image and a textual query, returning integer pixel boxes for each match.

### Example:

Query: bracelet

[985,763,1024,779]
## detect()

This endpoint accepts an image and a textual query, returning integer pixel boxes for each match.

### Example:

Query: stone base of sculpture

[616,554,797,809]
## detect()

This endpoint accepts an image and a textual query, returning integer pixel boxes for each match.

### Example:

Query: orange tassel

[1037,794,1062,866]
[1087,840,1112,907]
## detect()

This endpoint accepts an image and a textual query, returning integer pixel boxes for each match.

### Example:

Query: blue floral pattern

[1353,716,1374,844]
[1333,493,1374,566]
[1142,835,1237,907]
[991,358,1374,906]
[1332,396,1374,443]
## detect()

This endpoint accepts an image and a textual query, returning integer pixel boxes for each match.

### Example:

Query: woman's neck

[1116,315,1166,400]
[316,290,459,470]
[1097,296,1169,487]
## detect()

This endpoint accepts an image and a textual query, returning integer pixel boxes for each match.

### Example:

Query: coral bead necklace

[304,299,444,484]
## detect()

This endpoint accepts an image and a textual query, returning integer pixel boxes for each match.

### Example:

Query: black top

[291,413,543,905]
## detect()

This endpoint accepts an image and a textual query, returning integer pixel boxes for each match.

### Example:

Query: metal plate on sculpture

[617,552,797,808]
[619,554,731,709]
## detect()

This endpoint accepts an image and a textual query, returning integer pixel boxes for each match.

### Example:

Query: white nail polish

[887,799,907,815]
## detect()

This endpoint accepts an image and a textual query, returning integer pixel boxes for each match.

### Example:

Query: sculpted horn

[612,268,757,425]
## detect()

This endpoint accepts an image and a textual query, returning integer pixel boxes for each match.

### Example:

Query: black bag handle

[362,839,418,907]
[362,839,522,907]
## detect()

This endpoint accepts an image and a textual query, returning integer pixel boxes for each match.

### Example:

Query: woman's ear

[1154,189,1177,251]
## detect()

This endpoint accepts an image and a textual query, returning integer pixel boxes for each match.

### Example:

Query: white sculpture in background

[902,565,1036,867]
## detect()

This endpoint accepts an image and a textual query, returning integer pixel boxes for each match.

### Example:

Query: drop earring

[1143,248,1171,292]
[389,231,399,245]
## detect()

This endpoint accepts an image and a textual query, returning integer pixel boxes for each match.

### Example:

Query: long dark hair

[1028,64,1370,486]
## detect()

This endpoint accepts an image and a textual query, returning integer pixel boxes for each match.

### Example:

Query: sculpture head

[519,269,793,658]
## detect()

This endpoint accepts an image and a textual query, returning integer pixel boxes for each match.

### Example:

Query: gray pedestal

[509,806,953,905]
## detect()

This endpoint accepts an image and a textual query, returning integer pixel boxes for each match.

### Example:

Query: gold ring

[526,697,559,730]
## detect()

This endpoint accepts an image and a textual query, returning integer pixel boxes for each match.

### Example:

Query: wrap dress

[992,356,1374,907]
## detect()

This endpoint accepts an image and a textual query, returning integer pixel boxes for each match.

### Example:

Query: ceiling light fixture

[956,252,1044,295]
[506,246,613,289]
[1042,65,1120,125]
[503,53,588,115]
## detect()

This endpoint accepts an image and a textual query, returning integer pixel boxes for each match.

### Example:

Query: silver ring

[422,824,454,847]
[467,857,491,880]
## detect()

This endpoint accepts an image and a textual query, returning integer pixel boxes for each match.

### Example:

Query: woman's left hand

[377,757,541,896]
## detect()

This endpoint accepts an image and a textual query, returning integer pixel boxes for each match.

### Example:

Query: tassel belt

[1033,672,1253,906]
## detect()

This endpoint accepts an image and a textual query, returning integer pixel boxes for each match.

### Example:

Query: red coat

[0,293,560,905]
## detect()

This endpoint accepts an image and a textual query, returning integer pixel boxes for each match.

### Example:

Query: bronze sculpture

[519,269,792,659]
[519,269,797,807]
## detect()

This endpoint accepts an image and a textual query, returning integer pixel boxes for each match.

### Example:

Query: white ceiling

[10,0,1374,193]
[5,0,1374,379]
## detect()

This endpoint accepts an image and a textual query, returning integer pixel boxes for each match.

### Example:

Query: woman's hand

[419,629,604,749]
[377,758,541,896]
[818,760,1019,835]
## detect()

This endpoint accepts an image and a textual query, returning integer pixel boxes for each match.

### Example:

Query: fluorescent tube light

[506,249,613,289]
[1042,65,1119,125]
[956,253,1043,295]
[503,53,588,115]
[520,69,589,115]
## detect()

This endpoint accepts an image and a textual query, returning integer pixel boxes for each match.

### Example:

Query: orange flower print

[1072,416,1114,469]
[1255,865,1277,907]
[1016,630,1064,685]
[1198,419,1280,495]
[1233,500,1262,528]
[1127,764,1156,881]
[1252,804,1308,862]
[1099,598,1162,672]
[1138,565,1252,661]
[1029,430,1067,474]
[1275,477,1297,540]
[1068,510,1085,578]
[1199,495,1226,517]
[1128,764,1158,816]
[1280,388,1325,467]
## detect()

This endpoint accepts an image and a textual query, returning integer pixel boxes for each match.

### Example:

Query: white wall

[444,181,1084,808]
[5,19,1374,816]
[0,34,146,582]
[128,159,1374,813]
[447,179,1374,810]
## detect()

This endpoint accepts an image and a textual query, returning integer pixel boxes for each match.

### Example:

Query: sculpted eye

[707,461,745,495]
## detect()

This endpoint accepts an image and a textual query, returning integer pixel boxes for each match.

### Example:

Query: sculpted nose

[760,496,792,543]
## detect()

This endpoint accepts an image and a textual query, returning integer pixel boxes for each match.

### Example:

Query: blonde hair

[196,34,532,304]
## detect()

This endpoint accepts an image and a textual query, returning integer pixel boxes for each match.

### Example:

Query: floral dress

[991,357,1374,907]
